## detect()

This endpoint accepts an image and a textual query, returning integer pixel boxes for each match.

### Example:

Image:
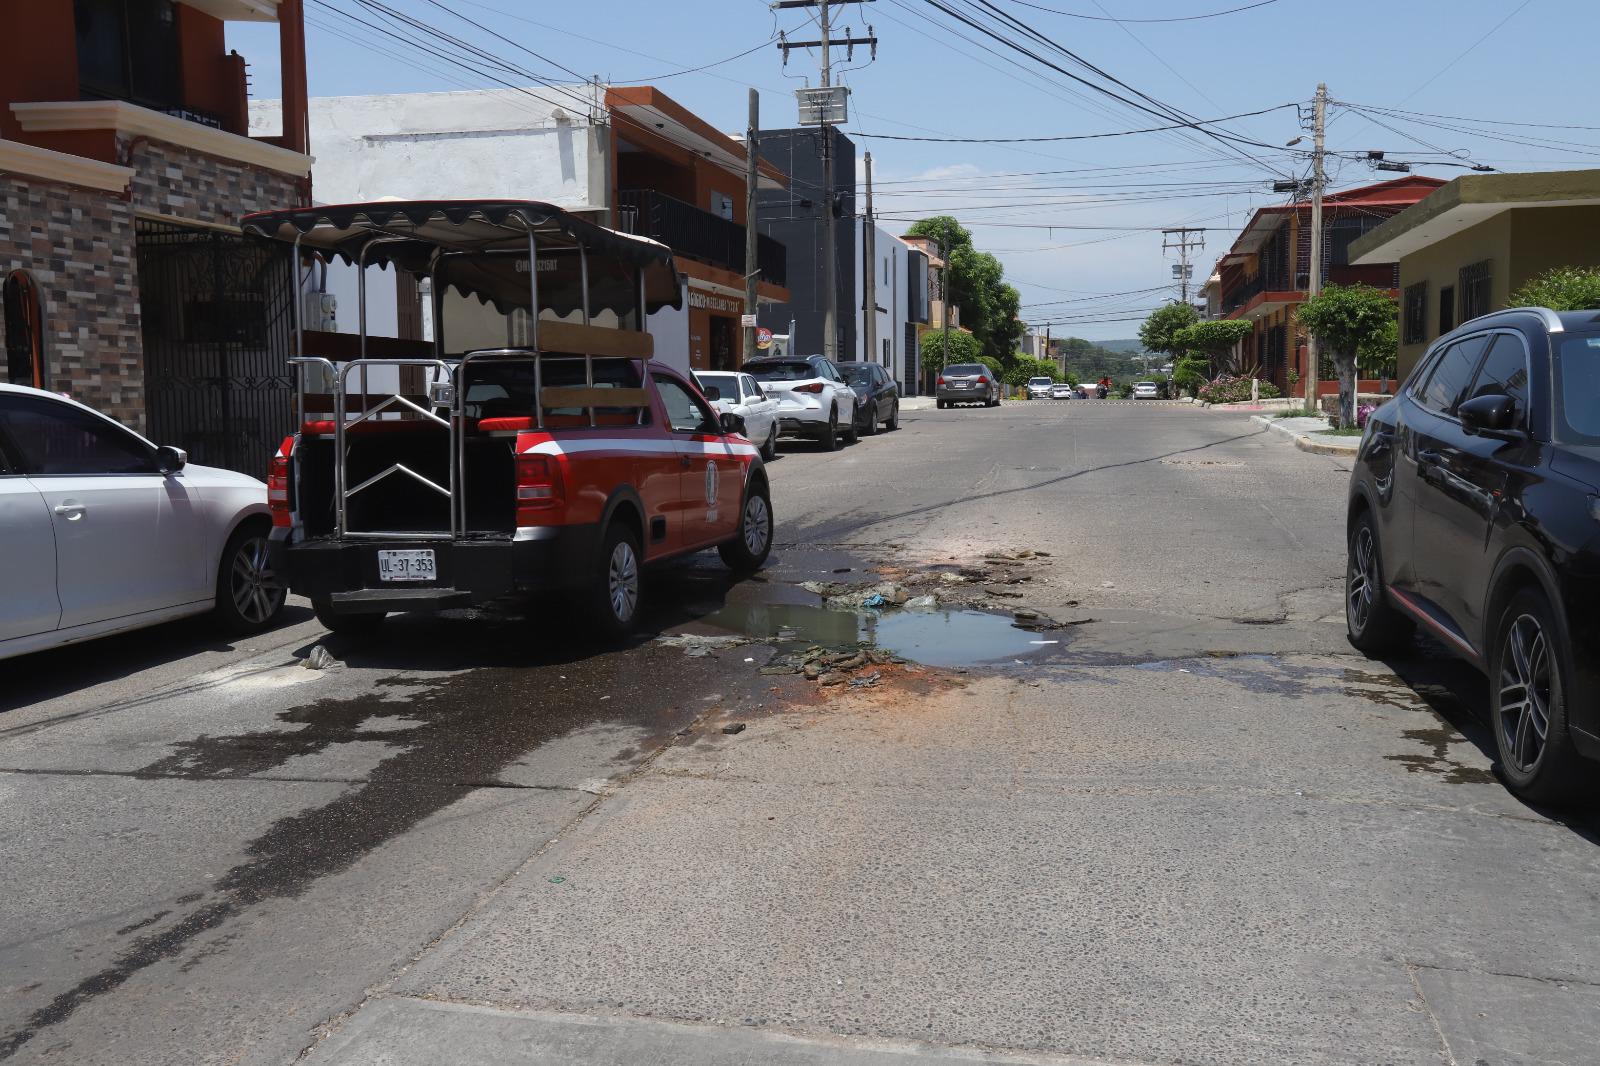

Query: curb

[1249,414,1359,456]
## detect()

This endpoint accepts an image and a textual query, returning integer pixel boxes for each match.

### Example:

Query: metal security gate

[135,218,295,475]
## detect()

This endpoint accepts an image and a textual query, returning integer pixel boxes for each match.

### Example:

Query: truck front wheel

[719,483,773,572]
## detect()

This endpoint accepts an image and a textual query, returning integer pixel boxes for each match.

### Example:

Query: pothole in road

[696,601,1067,669]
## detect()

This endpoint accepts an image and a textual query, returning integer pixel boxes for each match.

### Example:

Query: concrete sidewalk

[1250,413,1361,456]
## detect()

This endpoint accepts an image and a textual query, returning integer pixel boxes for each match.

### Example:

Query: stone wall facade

[0,174,143,427]
[125,137,303,226]
[3,134,304,432]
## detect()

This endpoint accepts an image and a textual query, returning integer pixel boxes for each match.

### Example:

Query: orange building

[1,0,312,472]
[1214,176,1444,395]
[607,86,790,372]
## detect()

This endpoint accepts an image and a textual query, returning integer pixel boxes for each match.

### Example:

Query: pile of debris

[759,645,906,687]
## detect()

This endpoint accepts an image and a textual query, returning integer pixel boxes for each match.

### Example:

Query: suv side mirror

[155,445,187,473]
[719,411,747,437]
[1458,393,1524,442]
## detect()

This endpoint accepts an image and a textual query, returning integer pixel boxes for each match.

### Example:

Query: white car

[1026,376,1054,400]
[0,384,285,661]
[1049,382,1076,400]
[1132,381,1161,399]
[742,355,859,451]
[694,370,779,460]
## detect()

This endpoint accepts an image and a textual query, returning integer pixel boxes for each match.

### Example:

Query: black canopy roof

[241,199,683,315]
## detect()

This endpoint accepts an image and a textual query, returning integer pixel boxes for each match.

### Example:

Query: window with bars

[1403,282,1428,345]
[1460,260,1492,323]
[1328,215,1386,267]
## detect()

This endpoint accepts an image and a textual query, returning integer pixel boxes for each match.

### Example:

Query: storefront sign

[688,290,744,314]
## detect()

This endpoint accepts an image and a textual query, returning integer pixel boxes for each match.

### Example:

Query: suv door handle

[1417,449,1442,465]
[53,503,86,521]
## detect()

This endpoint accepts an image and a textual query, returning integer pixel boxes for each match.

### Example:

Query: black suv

[1346,307,1600,804]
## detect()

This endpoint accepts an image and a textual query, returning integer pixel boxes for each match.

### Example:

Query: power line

[922,0,1295,175]
[854,103,1295,142]
[1002,0,1282,22]
[1401,0,1537,103]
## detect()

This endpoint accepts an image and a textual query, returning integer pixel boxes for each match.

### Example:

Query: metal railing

[617,189,787,287]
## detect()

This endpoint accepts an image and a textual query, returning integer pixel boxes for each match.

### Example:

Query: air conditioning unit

[302,292,337,331]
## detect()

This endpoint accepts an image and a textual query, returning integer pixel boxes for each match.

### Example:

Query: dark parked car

[936,363,1001,408]
[1346,307,1600,804]
[839,361,901,434]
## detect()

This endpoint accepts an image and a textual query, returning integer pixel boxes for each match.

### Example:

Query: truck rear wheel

[584,522,642,639]
[312,598,385,636]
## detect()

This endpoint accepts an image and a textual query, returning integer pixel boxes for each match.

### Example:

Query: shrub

[1195,374,1281,404]
[1510,266,1600,311]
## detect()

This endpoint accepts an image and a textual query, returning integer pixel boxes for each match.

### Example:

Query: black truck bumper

[269,526,598,614]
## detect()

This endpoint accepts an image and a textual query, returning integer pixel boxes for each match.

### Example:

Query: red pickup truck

[245,200,774,637]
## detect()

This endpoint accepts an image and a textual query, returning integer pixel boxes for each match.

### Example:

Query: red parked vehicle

[243,200,773,637]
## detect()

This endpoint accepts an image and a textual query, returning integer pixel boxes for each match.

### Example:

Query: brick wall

[124,136,302,225]
[2,136,303,431]
[0,175,144,426]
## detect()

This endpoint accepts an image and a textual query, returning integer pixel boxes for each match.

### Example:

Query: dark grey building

[753,127,856,359]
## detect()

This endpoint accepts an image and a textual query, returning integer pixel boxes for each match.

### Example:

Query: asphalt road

[3,399,1597,1065]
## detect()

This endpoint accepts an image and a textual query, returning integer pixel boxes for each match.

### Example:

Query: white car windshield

[696,373,740,399]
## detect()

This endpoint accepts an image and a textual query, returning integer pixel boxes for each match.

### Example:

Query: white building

[853,220,927,390]
[252,85,789,376]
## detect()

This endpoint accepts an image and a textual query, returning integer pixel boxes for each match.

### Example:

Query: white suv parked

[743,355,859,451]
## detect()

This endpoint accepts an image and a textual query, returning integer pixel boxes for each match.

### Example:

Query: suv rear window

[746,361,816,382]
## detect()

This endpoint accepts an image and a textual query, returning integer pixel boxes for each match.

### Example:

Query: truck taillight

[796,381,826,393]
[267,436,294,528]
[515,453,564,523]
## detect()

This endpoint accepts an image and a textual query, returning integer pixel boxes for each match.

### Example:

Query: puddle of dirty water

[697,601,1060,669]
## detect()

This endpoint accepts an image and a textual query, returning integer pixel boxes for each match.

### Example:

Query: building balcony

[10,99,310,177]
[617,188,786,288]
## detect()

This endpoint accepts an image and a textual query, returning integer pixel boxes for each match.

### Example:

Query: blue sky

[231,0,1597,340]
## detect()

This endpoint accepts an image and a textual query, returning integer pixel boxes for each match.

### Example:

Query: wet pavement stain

[1384,727,1497,785]
[1341,669,1496,786]
[693,601,1066,669]
[1126,653,1324,697]
[0,617,759,1061]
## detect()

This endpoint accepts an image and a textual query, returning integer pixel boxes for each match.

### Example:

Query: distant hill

[1096,338,1146,354]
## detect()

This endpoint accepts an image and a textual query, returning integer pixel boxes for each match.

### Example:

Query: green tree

[1174,320,1253,376]
[905,216,1025,361]
[1509,266,1600,311]
[919,329,983,375]
[1003,355,1063,387]
[1171,355,1210,396]
[1297,283,1396,428]
[1137,302,1200,358]
[1357,316,1399,387]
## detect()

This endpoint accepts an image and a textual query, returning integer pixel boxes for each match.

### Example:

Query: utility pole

[1304,82,1328,415]
[940,239,951,380]
[863,150,876,367]
[743,88,760,364]
[776,0,875,361]
[820,0,836,359]
[1162,227,1204,305]
[1162,226,1205,378]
